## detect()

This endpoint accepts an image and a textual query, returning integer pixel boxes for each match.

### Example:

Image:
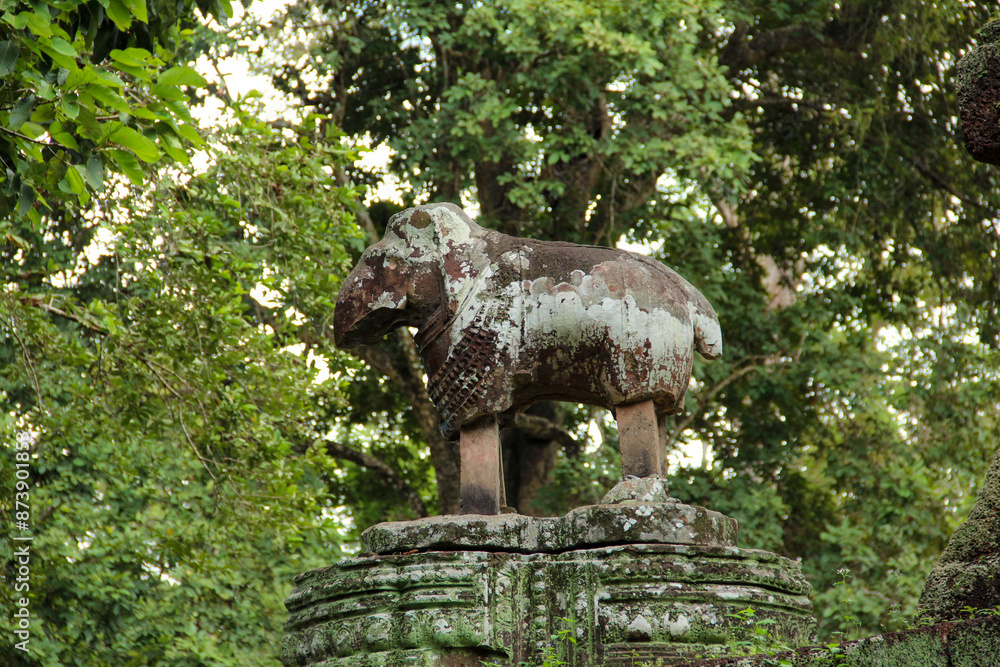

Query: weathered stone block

[601,476,676,504]
[360,500,737,555]
[283,541,814,666]
[946,617,1000,667]
[849,630,949,667]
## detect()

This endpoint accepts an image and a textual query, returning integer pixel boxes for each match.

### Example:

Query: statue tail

[692,294,722,360]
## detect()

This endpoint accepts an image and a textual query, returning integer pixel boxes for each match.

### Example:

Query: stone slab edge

[360,501,738,555]
[673,616,1000,667]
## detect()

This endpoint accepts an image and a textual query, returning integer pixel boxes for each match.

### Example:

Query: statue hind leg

[657,411,671,477]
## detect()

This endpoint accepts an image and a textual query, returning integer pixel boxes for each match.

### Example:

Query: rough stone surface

[359,500,737,555]
[459,415,502,514]
[281,543,815,667]
[617,400,662,478]
[678,616,1000,666]
[956,21,1000,165]
[601,476,677,504]
[919,446,1000,620]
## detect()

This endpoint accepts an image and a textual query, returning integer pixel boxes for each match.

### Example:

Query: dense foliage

[1,101,364,662]
[249,0,1000,639]
[0,0,229,221]
[2,0,999,663]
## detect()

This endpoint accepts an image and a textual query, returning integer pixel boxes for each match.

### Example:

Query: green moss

[919,449,1000,619]
[977,20,1000,44]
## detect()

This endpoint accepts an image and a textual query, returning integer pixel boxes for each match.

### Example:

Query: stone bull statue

[334,203,722,514]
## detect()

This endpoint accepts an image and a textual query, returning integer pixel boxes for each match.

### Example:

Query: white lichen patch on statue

[371,289,406,311]
[667,613,692,638]
[629,614,653,638]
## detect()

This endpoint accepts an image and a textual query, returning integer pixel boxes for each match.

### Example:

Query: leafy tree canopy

[0,0,226,223]
[2,1,999,663]
[1,96,365,662]
[244,0,1000,639]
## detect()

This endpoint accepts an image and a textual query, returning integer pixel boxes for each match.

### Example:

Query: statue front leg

[617,399,662,478]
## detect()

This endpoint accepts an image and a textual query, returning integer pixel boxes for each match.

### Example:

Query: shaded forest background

[2,0,999,664]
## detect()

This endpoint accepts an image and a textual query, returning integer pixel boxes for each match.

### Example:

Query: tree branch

[333,167,380,243]
[664,362,762,450]
[706,191,802,310]
[513,412,581,457]
[721,3,882,72]
[351,337,461,514]
[309,439,428,517]
[18,296,107,333]
[724,94,829,118]
[721,21,825,71]
[908,157,1000,217]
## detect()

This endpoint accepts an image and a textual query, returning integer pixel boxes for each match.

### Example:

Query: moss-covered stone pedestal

[282,480,816,666]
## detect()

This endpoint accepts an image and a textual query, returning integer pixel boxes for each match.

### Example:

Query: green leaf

[40,39,78,71]
[110,126,161,163]
[173,123,202,145]
[19,121,44,139]
[161,98,195,124]
[217,0,233,23]
[75,106,103,139]
[16,181,34,216]
[28,0,51,22]
[22,11,52,37]
[107,148,144,185]
[64,165,87,195]
[61,93,80,120]
[36,78,56,101]
[157,66,207,88]
[83,86,131,115]
[9,94,34,130]
[47,37,78,59]
[150,83,185,101]
[159,138,189,163]
[50,122,81,151]
[0,40,18,76]
[2,12,29,29]
[105,0,132,30]
[110,48,144,67]
[83,153,104,192]
[118,64,154,82]
[85,154,104,191]
[131,106,163,121]
[124,0,148,24]
[30,100,55,123]
[81,66,126,88]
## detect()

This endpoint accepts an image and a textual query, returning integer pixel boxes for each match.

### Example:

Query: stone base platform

[360,500,738,555]
[282,488,816,666]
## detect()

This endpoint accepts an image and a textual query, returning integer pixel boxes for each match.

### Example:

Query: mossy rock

[919,447,1000,620]
[956,20,1000,164]
[282,543,815,666]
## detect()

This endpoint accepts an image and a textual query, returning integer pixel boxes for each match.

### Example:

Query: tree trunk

[501,402,563,516]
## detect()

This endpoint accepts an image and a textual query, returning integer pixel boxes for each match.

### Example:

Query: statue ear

[431,207,490,316]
